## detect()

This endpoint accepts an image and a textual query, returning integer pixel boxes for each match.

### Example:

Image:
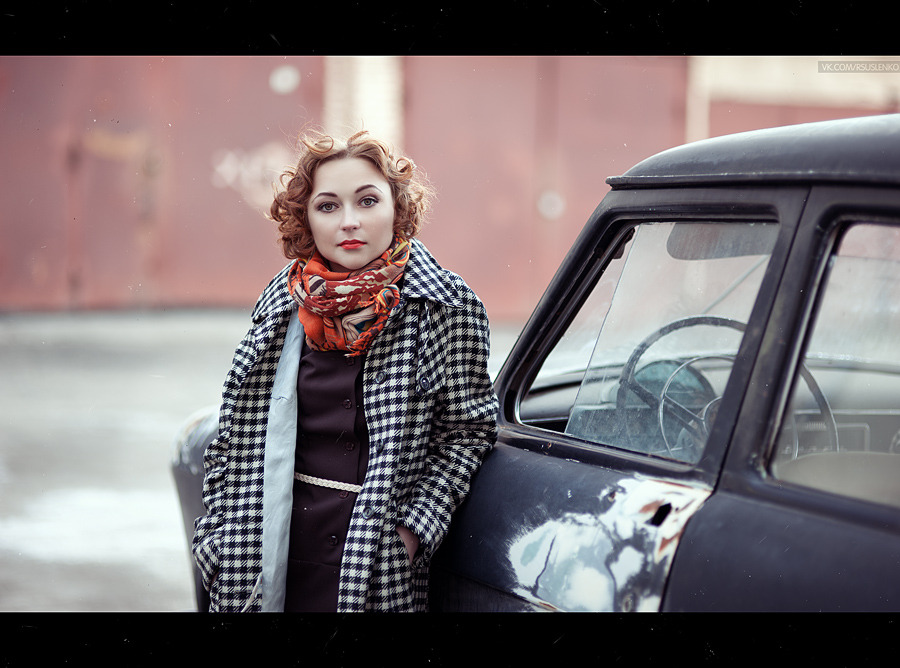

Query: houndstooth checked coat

[192,240,498,612]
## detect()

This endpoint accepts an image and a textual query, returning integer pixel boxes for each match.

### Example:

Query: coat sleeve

[398,287,499,562]
[190,320,260,591]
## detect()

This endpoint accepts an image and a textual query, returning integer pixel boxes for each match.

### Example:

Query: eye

[317,201,338,212]
[359,195,379,207]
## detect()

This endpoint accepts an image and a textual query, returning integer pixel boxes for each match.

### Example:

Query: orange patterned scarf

[287,239,409,356]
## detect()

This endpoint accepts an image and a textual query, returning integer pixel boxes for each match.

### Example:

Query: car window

[771,222,900,509]
[521,221,778,464]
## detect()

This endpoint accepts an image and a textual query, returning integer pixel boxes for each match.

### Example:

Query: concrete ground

[0,308,522,611]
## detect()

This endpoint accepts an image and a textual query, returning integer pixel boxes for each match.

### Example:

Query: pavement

[0,308,522,611]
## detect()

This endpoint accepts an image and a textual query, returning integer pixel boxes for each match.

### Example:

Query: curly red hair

[270,130,434,260]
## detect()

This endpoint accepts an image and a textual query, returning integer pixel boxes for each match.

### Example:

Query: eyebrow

[312,184,384,201]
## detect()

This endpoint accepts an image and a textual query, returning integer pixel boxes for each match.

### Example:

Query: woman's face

[307,157,396,273]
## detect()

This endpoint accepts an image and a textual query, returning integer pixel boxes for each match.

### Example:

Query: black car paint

[433,115,900,611]
[430,186,807,611]
[662,184,900,611]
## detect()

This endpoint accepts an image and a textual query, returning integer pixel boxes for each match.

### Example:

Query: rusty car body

[173,114,900,611]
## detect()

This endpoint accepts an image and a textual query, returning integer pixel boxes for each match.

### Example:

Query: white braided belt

[294,471,362,494]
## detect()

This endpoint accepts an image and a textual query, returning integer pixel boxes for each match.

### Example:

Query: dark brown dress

[283,343,369,612]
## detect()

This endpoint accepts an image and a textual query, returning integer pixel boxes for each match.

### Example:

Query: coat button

[342,399,352,409]
[344,441,356,451]
[375,371,386,383]
[329,535,339,546]
[362,506,374,519]
[419,378,430,391]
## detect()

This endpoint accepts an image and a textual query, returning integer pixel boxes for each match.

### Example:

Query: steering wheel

[616,315,838,459]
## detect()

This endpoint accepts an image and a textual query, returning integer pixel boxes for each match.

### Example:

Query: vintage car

[172,114,900,612]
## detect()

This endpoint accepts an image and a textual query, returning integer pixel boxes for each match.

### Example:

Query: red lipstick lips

[339,240,365,249]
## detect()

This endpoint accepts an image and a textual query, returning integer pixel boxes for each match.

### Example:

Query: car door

[430,185,809,612]
[663,185,900,611]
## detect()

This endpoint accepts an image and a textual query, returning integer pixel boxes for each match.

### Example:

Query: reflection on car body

[174,114,900,612]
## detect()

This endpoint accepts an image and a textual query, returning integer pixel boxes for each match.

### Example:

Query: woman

[192,130,498,612]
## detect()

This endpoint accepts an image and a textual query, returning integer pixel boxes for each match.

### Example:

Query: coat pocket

[387,525,416,610]
[365,521,416,611]
[192,514,224,592]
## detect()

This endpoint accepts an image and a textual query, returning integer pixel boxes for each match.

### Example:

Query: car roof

[607,114,900,190]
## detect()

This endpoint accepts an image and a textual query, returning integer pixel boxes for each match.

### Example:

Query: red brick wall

[1,56,324,311]
[1,56,688,322]
[405,56,688,322]
[708,99,888,138]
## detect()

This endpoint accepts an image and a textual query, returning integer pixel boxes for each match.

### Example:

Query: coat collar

[400,239,463,309]
[252,239,462,323]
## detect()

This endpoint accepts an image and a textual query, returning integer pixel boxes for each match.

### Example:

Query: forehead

[312,157,388,191]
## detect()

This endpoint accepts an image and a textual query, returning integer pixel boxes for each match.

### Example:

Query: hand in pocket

[395,525,420,564]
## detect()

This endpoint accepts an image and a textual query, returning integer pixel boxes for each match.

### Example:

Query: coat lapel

[397,240,464,310]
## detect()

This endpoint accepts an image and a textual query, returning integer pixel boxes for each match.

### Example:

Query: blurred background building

[2,56,899,322]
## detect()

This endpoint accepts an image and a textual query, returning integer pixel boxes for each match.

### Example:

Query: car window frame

[723,184,900,534]
[494,185,810,485]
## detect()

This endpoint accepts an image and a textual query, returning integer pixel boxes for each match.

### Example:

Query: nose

[340,209,360,230]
